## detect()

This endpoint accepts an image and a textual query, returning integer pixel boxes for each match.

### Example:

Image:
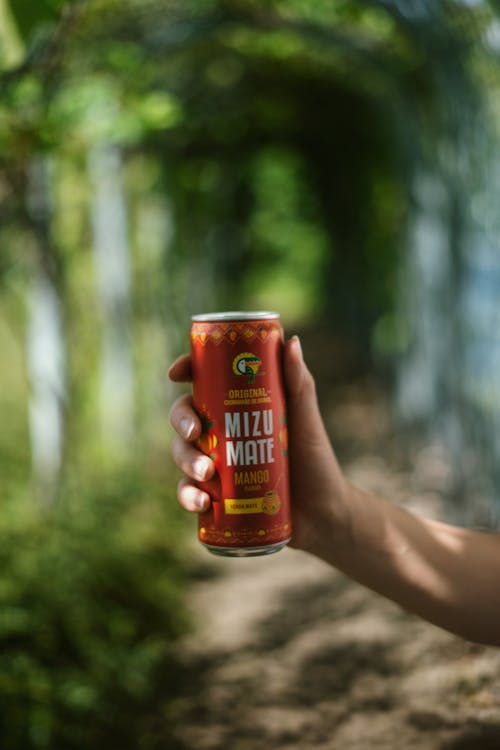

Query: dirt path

[173,379,500,750]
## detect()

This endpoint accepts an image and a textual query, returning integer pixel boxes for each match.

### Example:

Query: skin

[169,336,500,646]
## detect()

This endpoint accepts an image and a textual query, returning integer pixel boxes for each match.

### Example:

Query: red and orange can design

[190,311,291,557]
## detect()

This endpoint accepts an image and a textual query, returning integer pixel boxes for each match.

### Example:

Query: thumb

[283,336,327,444]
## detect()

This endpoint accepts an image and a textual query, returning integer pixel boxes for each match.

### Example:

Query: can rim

[191,311,280,322]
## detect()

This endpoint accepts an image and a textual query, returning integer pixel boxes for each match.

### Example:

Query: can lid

[191,311,280,322]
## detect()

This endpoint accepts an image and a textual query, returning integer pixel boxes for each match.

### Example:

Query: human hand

[170,340,500,645]
[168,336,347,553]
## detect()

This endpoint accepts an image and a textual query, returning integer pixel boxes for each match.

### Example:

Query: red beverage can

[190,311,292,557]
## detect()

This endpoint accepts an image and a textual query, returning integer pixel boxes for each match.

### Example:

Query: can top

[191,311,280,322]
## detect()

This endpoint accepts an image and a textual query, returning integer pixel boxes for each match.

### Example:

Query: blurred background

[1,1,500,748]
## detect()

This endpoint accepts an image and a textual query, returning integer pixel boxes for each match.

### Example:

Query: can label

[190,315,291,553]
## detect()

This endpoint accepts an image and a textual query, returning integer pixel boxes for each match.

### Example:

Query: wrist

[296,475,354,562]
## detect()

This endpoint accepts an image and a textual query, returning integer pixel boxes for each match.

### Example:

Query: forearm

[304,481,500,646]
[169,341,500,645]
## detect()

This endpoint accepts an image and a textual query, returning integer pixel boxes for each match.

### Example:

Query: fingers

[172,437,215,512]
[169,360,214,513]
[177,477,211,512]
[169,393,201,442]
[283,336,316,400]
[169,381,215,480]
[284,335,329,447]
[171,435,215,482]
[168,354,192,383]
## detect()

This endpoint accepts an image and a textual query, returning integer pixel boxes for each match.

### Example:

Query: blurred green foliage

[7,0,67,45]
[2,0,492,333]
[0,467,189,749]
[245,146,329,318]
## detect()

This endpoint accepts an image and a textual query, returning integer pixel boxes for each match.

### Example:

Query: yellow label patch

[224,498,264,514]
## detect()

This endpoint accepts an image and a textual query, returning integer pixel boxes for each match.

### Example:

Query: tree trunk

[26,156,66,504]
[88,143,134,454]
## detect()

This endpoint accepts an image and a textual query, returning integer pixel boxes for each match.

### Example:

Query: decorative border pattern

[191,320,282,346]
[199,522,291,547]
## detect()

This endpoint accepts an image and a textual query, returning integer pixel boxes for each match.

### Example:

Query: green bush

[0,469,188,750]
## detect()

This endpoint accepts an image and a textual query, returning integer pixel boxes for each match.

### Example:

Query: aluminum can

[190,311,291,557]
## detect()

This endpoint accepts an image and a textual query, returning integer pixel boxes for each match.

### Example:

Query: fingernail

[293,335,303,360]
[194,456,210,480]
[180,417,195,439]
[194,493,209,511]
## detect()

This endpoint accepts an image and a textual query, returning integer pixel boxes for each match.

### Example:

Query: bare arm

[306,480,500,646]
[169,338,500,646]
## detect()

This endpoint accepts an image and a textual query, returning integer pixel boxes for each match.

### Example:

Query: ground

[173,369,500,750]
